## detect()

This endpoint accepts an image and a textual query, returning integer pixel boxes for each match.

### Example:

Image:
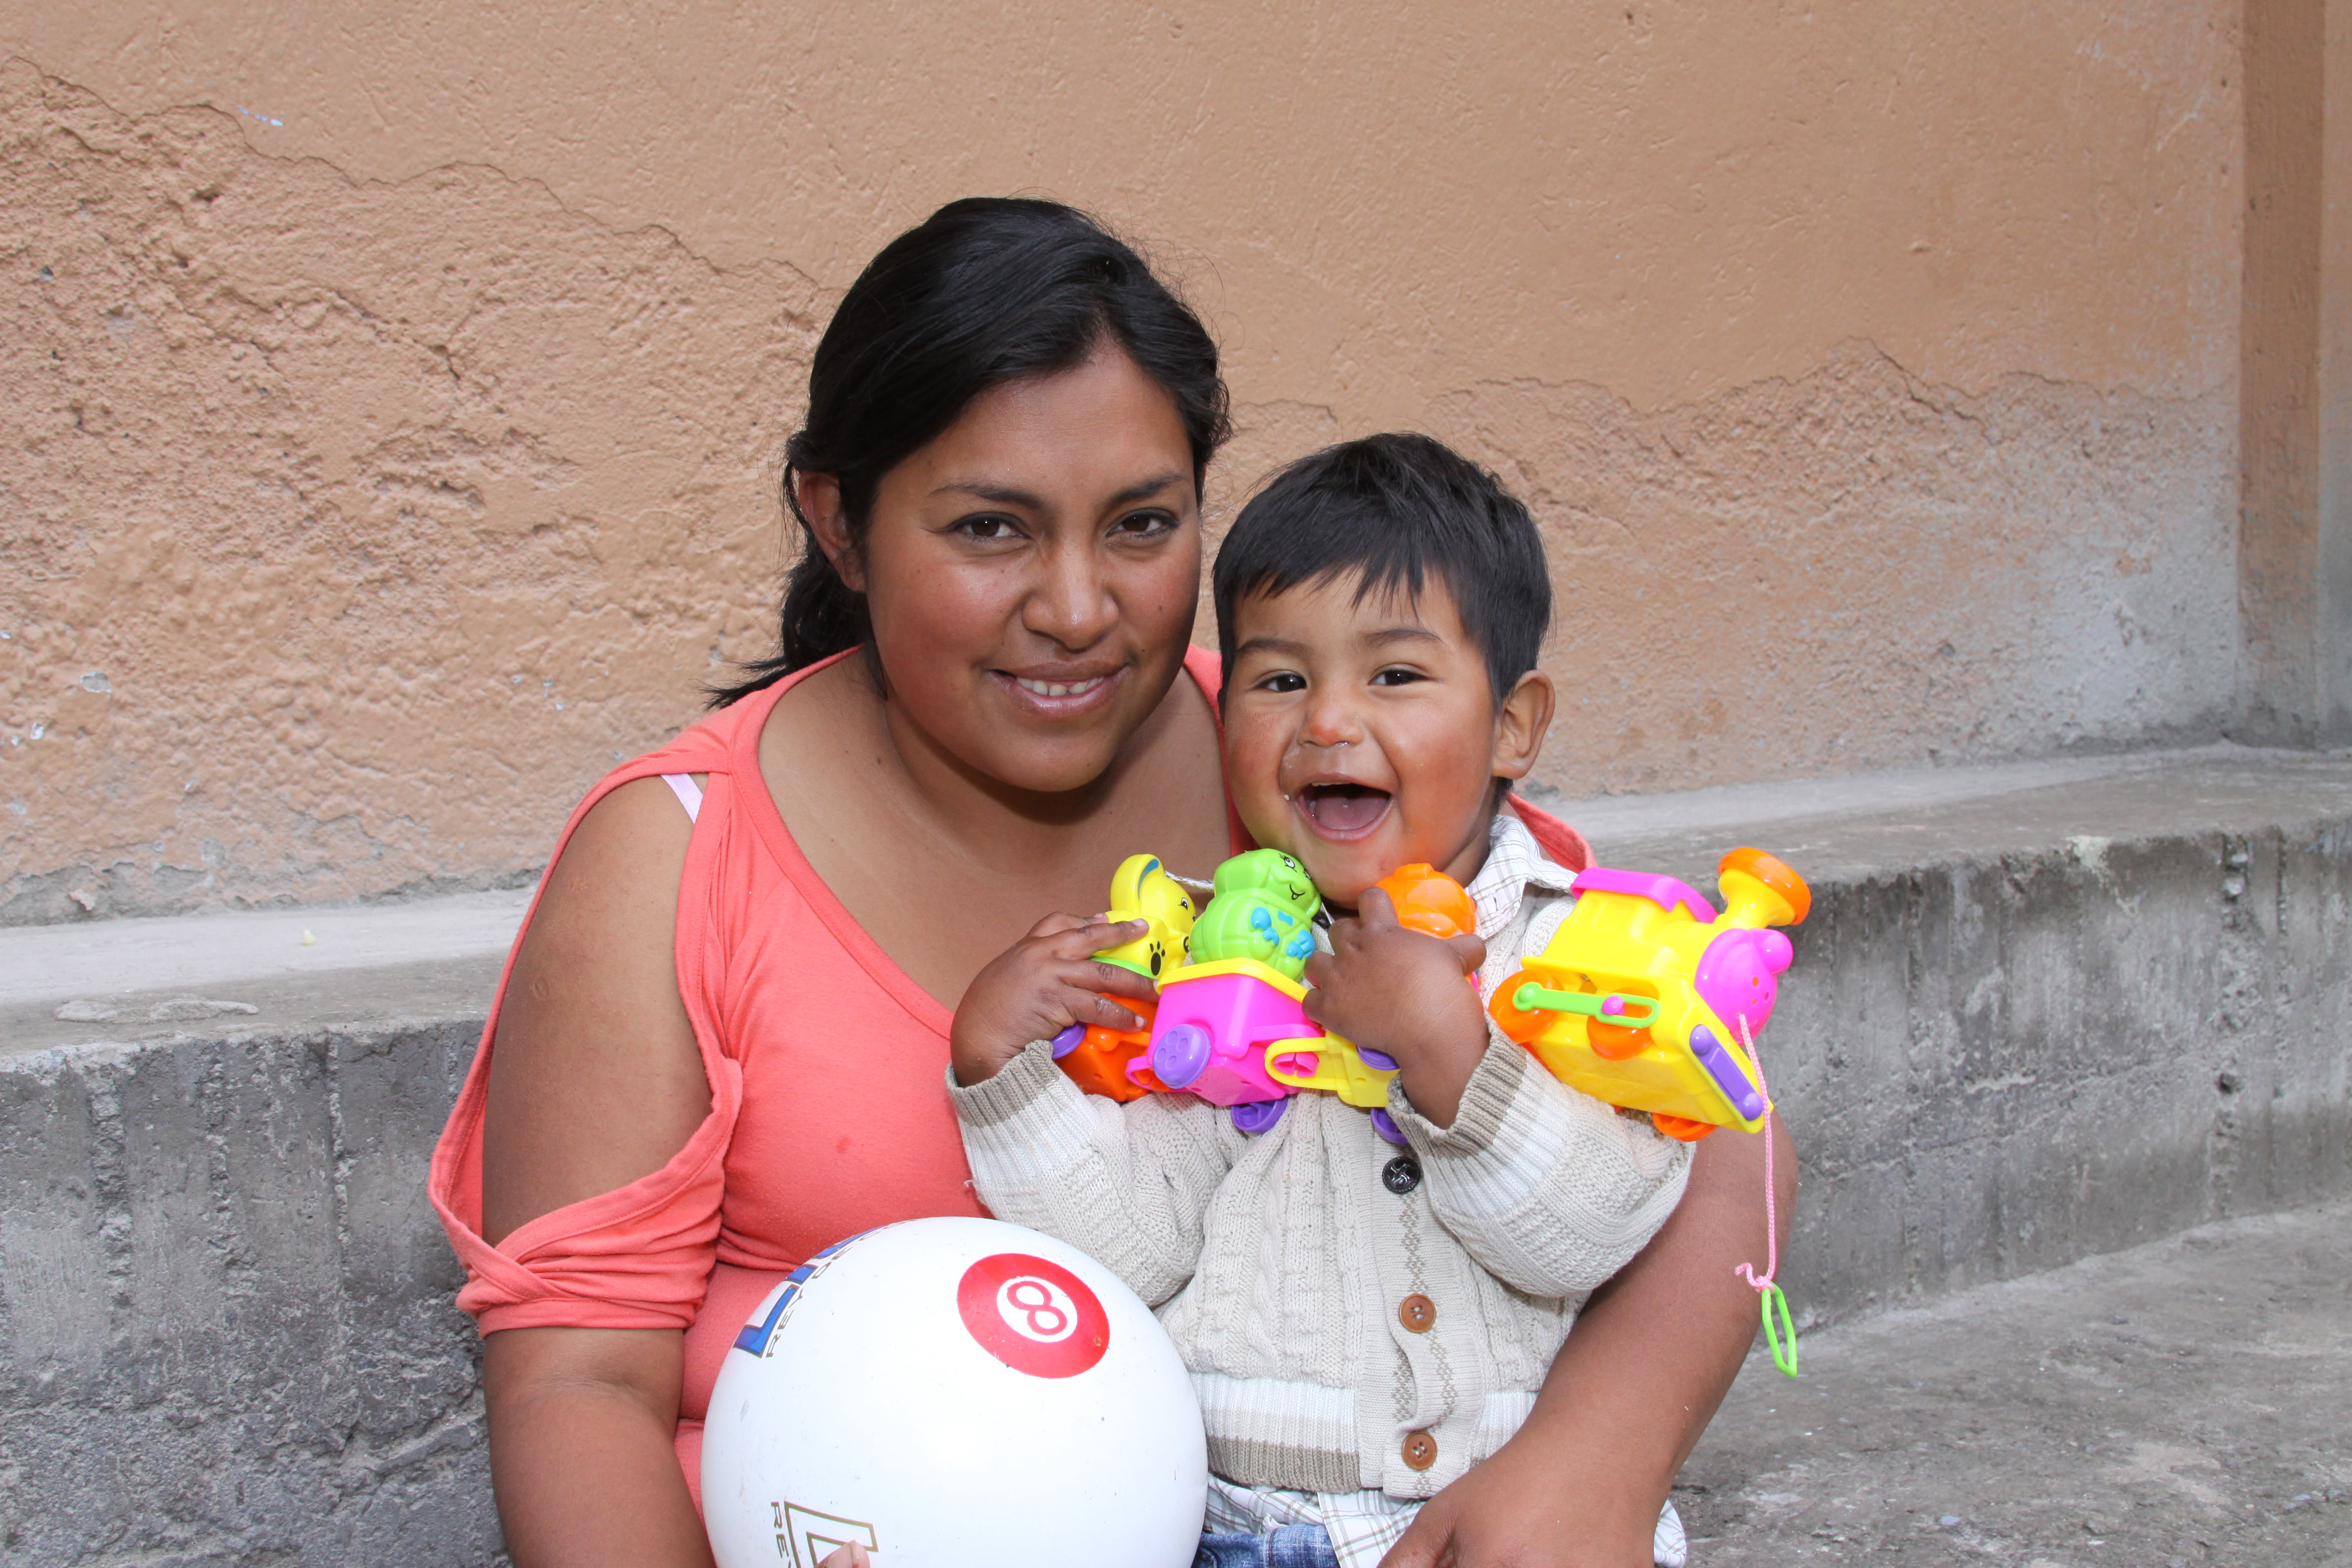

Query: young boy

[946,434,1695,1568]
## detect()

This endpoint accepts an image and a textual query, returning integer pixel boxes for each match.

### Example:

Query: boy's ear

[797,471,867,593]
[1489,668,1556,785]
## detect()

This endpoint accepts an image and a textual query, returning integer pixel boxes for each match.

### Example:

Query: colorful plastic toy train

[1488,848,1810,1140]
[1052,844,1809,1143]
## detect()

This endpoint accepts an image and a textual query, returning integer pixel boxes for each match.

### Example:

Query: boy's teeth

[1016,675,1106,697]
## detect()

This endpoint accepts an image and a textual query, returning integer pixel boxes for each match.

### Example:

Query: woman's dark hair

[711,197,1230,705]
[1212,432,1552,707]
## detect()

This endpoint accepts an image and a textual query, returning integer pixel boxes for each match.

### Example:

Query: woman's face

[819,346,1203,797]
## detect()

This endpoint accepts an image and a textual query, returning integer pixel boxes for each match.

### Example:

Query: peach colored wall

[0,2,2243,920]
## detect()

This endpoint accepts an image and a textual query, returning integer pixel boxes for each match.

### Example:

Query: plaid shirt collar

[1464,808,1579,941]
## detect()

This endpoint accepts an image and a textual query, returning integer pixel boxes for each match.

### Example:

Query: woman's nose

[1023,545,1118,650]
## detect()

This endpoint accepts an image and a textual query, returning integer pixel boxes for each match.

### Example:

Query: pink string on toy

[1732,1013,1778,1293]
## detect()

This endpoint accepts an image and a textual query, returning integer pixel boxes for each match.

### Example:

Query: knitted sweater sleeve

[947,1041,1239,1310]
[1389,1039,1694,1298]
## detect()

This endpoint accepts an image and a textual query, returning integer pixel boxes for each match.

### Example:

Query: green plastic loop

[1507,982,1662,1029]
[1759,1283,1799,1377]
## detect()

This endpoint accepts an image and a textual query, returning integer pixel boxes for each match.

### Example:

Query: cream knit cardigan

[950,816,1694,1500]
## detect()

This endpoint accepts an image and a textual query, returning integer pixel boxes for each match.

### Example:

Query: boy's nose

[1299,693,1364,748]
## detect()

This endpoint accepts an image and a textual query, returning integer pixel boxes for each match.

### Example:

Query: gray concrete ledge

[1,743,2347,1566]
[0,1016,500,1566]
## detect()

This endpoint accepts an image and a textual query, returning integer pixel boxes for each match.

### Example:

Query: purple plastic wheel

[1231,1098,1288,1135]
[1049,1023,1086,1059]
[1152,1024,1213,1089]
[1357,1047,1399,1072]
[1369,1107,1408,1146]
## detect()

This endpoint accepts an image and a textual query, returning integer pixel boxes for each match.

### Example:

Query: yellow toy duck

[1051,854,1198,1101]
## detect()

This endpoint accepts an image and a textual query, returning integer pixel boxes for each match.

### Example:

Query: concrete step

[1676,1198,2352,1565]
[0,742,2346,1566]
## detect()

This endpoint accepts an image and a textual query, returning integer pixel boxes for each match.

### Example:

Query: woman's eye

[1110,509,1178,539]
[953,514,1023,541]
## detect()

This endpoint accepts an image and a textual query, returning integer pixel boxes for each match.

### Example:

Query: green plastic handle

[1508,982,1662,1029]
[1761,1283,1800,1377]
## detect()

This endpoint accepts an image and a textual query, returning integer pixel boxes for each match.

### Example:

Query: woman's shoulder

[628,686,775,780]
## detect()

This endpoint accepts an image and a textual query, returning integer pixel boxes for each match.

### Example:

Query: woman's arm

[478,777,715,1568]
[485,1327,709,1568]
[1381,1113,1799,1568]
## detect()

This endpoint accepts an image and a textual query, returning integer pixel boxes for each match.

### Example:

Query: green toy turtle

[1185,849,1323,981]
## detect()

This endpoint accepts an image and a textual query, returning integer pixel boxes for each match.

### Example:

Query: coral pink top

[428,644,1590,1499]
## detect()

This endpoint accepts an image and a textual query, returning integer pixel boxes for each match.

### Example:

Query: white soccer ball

[701,1217,1207,1568]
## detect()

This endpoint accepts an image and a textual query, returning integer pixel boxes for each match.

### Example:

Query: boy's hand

[1301,886,1488,1127]
[951,915,1157,1087]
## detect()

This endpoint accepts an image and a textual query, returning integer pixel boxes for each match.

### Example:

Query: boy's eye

[1255,671,1306,693]
[1371,666,1427,686]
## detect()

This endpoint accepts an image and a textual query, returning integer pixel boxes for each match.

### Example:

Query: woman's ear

[1489,668,1556,785]
[796,471,867,593]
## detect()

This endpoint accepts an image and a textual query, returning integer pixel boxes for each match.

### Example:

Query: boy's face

[1223,573,1551,908]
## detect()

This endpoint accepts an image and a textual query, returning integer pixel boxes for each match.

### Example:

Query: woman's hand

[1376,1412,1667,1568]
[1301,887,1488,1125]
[949,914,1160,1086]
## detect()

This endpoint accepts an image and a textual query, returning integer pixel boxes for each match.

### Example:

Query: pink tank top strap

[662,772,704,823]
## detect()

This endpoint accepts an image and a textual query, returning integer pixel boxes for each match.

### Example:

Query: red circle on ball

[956,1253,1110,1378]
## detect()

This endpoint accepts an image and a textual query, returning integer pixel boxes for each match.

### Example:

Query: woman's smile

[996,664,1125,717]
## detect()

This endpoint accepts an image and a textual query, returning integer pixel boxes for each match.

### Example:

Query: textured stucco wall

[0,2,2244,919]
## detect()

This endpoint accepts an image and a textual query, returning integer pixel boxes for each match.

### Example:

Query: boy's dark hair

[1212,433,1551,705]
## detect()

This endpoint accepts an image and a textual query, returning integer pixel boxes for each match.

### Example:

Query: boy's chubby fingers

[1081,958,1159,1005]
[1353,884,1403,930]
[1300,950,1334,991]
[1442,930,1487,976]
[1027,914,1147,950]
[1071,986,1149,1032]
[1023,911,1098,938]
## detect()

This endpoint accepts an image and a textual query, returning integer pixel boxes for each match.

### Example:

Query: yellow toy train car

[1489,848,1809,1140]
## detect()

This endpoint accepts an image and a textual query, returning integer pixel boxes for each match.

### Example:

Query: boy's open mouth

[1298,782,1393,838]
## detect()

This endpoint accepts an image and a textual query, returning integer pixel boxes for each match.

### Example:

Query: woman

[432,197,1796,1568]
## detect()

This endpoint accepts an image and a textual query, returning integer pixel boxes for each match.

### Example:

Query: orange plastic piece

[1648,1112,1716,1142]
[1488,971,1551,1043]
[1373,863,1475,939]
[1586,1018,1651,1060]
[1055,994,1166,1102]
[1717,846,1811,927]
